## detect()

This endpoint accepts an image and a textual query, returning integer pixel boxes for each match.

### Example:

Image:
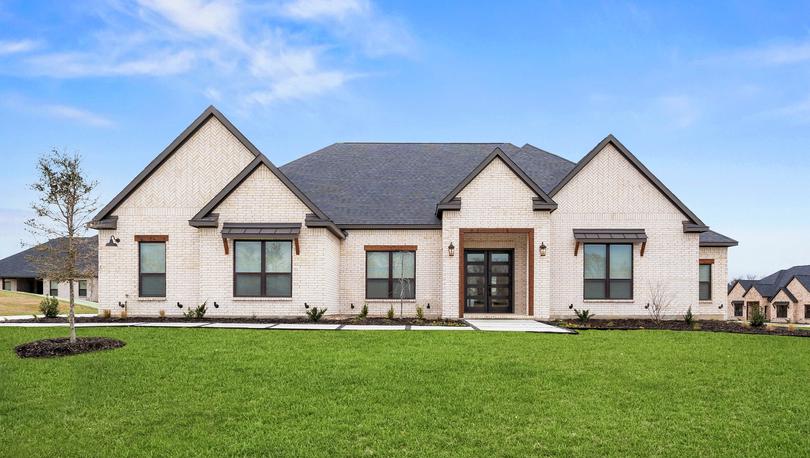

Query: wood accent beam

[574,241,580,256]
[134,235,169,242]
[364,245,418,251]
[699,258,715,265]
[640,241,646,257]
[223,238,229,255]
[294,238,301,255]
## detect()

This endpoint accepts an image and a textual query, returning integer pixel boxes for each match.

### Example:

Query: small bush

[573,308,592,324]
[386,306,395,319]
[359,303,368,319]
[683,306,694,326]
[788,324,797,332]
[159,309,166,319]
[749,306,766,327]
[120,309,128,319]
[416,306,424,320]
[183,302,207,319]
[691,322,701,331]
[39,297,59,318]
[102,309,111,319]
[306,307,327,322]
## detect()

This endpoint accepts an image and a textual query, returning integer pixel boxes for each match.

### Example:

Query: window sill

[583,299,635,303]
[699,300,713,304]
[365,299,417,303]
[137,297,166,301]
[232,297,293,302]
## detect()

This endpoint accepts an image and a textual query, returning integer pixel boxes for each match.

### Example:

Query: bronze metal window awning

[220,223,302,255]
[573,229,648,256]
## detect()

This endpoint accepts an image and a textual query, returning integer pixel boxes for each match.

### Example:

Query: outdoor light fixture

[645,303,650,309]
[426,303,430,309]
[118,301,125,308]
[350,303,355,309]
[106,236,120,247]
[569,304,574,309]
[177,302,183,308]
[718,304,724,310]
[448,242,455,257]
[213,302,220,309]
[304,302,309,309]
[539,242,547,257]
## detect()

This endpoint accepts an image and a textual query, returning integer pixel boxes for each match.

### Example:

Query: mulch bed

[25,316,467,327]
[15,337,126,358]
[553,319,810,337]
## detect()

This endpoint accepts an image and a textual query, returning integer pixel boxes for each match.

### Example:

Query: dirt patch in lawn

[15,337,125,358]
[553,319,810,337]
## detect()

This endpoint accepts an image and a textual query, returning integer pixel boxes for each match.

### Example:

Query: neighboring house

[0,236,99,302]
[88,106,737,320]
[728,266,810,323]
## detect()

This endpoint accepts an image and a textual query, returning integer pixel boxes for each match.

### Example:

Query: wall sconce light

[644,303,650,309]
[448,242,455,257]
[118,301,126,308]
[539,242,547,257]
[213,301,220,309]
[426,303,430,309]
[304,302,309,309]
[106,236,120,247]
[350,303,355,309]
[568,304,574,309]
[176,302,183,308]
[718,304,724,310]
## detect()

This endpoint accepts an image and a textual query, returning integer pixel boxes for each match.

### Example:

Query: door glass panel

[491,276,510,285]
[466,253,485,262]
[491,253,509,262]
[491,287,510,297]
[467,264,484,274]
[466,276,485,285]
[467,287,482,296]
[491,265,509,274]
[491,298,510,307]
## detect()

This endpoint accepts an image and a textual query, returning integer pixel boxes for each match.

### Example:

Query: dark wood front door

[464,249,513,313]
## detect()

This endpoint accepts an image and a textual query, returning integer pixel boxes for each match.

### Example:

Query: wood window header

[699,258,715,265]
[364,245,417,252]
[135,235,169,242]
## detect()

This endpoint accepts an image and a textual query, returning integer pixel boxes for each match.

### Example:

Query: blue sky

[0,0,809,279]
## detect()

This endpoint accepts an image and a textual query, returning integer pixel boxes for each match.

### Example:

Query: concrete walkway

[0,318,572,334]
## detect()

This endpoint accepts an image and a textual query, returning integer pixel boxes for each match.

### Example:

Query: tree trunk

[69,279,76,343]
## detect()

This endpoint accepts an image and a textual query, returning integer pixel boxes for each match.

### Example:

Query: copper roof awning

[221,223,301,240]
[573,228,647,243]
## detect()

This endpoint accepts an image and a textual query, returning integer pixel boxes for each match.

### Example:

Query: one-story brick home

[88,106,737,319]
[0,236,99,302]
[728,266,810,323]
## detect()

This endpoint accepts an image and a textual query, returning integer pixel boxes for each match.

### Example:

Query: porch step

[463,314,535,320]
[465,319,573,334]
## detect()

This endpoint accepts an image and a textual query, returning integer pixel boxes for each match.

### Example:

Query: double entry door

[464,249,513,313]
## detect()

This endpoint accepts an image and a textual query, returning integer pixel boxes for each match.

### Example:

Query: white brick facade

[95,111,732,320]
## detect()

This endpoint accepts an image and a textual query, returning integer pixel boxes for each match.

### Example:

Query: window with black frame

[49,280,59,297]
[733,301,744,317]
[139,242,166,297]
[78,280,87,297]
[366,251,415,300]
[584,244,633,300]
[775,302,788,318]
[699,264,712,301]
[233,240,292,297]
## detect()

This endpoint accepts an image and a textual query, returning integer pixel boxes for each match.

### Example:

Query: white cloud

[137,0,240,38]
[702,40,810,66]
[25,50,196,77]
[282,0,369,20]
[248,71,350,104]
[42,104,115,127]
[0,39,38,55]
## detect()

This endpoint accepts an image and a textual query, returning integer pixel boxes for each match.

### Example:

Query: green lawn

[1,328,808,456]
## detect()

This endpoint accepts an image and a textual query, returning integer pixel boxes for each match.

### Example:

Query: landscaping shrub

[159,309,166,319]
[120,310,128,319]
[683,306,694,326]
[750,306,766,327]
[387,306,395,319]
[573,308,592,324]
[359,303,368,319]
[416,306,424,320]
[102,309,111,319]
[306,307,327,322]
[39,297,59,318]
[183,302,207,319]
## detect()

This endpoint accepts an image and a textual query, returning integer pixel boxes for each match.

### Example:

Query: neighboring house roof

[737,265,810,300]
[548,134,707,231]
[699,230,738,247]
[728,279,755,294]
[0,236,98,278]
[280,142,575,226]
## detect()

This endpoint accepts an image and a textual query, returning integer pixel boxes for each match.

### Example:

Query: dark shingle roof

[729,279,755,294]
[699,230,738,247]
[0,236,97,278]
[743,265,810,299]
[279,143,575,225]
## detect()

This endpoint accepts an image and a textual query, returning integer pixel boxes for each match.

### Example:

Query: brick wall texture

[96,118,731,320]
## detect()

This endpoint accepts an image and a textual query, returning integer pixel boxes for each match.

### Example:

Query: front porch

[456,228,535,318]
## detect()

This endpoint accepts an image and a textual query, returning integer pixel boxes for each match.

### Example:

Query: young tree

[396,251,413,318]
[25,149,98,343]
[646,281,674,324]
